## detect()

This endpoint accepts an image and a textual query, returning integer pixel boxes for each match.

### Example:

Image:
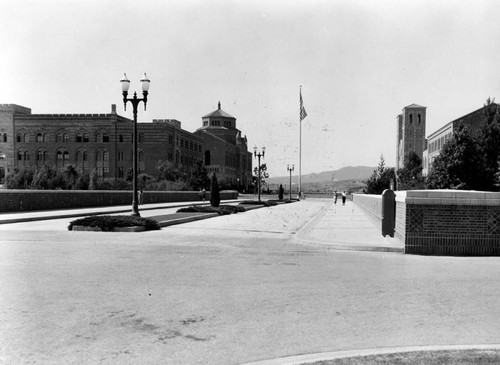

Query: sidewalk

[293,200,403,252]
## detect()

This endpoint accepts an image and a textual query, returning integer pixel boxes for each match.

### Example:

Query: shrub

[68,215,161,231]
[239,200,278,207]
[210,173,220,207]
[177,204,245,215]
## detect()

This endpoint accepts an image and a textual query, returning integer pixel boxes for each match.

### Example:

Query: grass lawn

[305,349,500,365]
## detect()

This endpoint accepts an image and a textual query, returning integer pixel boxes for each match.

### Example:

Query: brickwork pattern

[404,204,500,256]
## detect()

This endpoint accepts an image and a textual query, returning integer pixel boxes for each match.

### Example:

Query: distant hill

[266,166,376,186]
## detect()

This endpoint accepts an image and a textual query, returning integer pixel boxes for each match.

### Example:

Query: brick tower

[396,104,426,170]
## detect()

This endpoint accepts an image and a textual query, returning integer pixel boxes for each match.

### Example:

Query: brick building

[0,102,252,190]
[396,102,499,176]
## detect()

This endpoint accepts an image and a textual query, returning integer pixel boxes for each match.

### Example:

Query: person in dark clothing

[342,191,346,205]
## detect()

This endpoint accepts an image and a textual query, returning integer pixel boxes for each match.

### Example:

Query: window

[168,135,173,144]
[103,151,109,174]
[43,133,48,142]
[63,133,69,142]
[409,114,413,124]
[103,133,109,142]
[96,151,103,176]
[3,133,6,142]
[119,134,124,143]
[118,151,124,161]
[83,133,89,143]
[17,134,22,143]
[56,133,63,142]
[418,114,421,124]
[37,133,43,142]
[204,150,211,165]
[181,139,184,148]
[24,134,29,143]
[138,151,145,172]
[76,133,83,143]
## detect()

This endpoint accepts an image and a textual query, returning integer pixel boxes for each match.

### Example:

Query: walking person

[334,190,338,204]
[342,191,346,206]
[202,188,206,202]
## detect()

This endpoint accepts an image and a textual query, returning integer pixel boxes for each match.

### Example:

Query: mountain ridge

[267,165,376,185]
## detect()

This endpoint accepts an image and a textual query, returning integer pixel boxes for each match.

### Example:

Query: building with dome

[0,101,253,190]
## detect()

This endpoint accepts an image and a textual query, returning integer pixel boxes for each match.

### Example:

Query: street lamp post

[120,73,150,216]
[287,164,294,200]
[253,146,265,202]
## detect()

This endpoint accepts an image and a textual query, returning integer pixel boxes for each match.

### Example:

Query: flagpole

[299,88,302,197]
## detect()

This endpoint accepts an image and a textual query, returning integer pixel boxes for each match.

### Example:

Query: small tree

[427,124,485,190]
[188,160,210,190]
[253,163,270,194]
[210,173,220,207]
[364,155,396,194]
[397,151,425,190]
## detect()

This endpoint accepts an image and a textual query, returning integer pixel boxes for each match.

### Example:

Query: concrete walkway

[0,198,402,252]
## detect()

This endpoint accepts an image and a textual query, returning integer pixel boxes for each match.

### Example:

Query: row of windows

[15,132,111,143]
[428,133,452,154]
[12,130,202,150]
[202,119,233,128]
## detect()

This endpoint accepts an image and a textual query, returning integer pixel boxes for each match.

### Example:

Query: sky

[2,0,500,177]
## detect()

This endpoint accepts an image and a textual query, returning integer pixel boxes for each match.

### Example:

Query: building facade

[396,102,499,176]
[0,102,252,190]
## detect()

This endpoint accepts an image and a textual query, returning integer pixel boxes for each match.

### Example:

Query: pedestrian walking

[342,191,346,206]
[202,188,206,202]
[334,190,338,204]
[138,188,144,205]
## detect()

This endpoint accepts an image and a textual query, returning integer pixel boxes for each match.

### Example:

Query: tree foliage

[427,99,500,191]
[253,163,270,193]
[188,160,210,190]
[397,151,426,190]
[210,173,220,207]
[426,124,485,190]
[364,155,396,194]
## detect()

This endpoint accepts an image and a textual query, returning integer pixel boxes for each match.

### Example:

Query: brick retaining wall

[0,190,238,212]
[396,190,500,256]
[354,190,500,256]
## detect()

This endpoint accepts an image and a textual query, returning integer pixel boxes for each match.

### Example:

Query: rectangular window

[168,135,173,144]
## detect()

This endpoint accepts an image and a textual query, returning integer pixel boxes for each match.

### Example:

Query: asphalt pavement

[1,199,499,365]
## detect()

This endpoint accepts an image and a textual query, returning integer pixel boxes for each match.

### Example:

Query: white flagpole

[299,86,302,197]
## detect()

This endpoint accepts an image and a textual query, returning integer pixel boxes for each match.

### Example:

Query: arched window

[418,114,421,124]
[76,133,83,143]
[63,133,69,142]
[119,134,124,143]
[56,133,63,143]
[24,133,29,143]
[43,133,48,142]
[409,114,413,124]
[2,133,6,142]
[103,133,109,143]
[96,151,103,176]
[204,150,211,165]
[17,133,22,143]
[37,133,43,142]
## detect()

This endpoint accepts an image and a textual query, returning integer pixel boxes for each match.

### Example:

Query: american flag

[300,87,307,122]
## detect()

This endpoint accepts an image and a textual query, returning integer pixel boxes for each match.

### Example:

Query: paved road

[1,199,500,364]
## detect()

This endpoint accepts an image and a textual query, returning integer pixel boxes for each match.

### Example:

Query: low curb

[71,225,146,232]
[239,344,500,365]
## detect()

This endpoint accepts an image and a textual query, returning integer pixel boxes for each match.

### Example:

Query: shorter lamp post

[253,146,265,202]
[287,164,294,200]
[120,73,150,216]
